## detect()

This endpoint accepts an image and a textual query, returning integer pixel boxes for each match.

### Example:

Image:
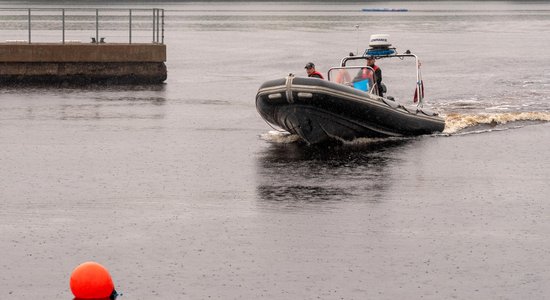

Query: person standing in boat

[366,57,384,97]
[304,62,324,79]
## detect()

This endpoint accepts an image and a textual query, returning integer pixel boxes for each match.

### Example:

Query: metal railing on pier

[0,8,164,44]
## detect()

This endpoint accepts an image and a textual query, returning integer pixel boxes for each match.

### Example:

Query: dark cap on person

[304,62,315,69]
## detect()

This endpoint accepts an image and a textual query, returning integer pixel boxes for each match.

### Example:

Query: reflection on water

[0,84,167,122]
[0,83,166,93]
[258,184,352,204]
[255,139,409,210]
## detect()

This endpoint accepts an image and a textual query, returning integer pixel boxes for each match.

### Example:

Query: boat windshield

[327,66,377,94]
[335,54,424,105]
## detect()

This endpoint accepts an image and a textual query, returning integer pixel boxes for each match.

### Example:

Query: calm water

[1,1,550,299]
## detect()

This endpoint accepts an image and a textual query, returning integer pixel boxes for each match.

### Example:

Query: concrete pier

[0,43,167,84]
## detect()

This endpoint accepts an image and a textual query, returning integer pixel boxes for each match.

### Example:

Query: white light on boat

[297,92,313,98]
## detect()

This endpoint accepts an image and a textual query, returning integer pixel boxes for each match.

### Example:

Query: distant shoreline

[2,0,547,2]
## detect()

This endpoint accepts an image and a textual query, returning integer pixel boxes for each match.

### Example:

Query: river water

[1,1,550,299]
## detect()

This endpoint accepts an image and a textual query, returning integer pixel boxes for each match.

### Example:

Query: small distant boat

[255,34,445,145]
[362,8,408,12]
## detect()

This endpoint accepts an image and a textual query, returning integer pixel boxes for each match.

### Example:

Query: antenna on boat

[355,24,360,56]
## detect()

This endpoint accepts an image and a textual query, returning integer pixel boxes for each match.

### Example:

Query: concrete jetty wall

[0,43,167,84]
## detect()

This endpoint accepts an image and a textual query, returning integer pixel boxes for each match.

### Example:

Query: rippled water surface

[1,1,550,299]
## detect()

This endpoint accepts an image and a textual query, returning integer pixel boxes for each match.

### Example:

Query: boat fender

[285,74,295,103]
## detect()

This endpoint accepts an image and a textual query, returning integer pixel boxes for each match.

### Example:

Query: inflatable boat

[255,34,445,145]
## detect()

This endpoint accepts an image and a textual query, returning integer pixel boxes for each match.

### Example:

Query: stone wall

[0,43,167,84]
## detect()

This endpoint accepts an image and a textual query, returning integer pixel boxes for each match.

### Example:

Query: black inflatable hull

[256,76,445,145]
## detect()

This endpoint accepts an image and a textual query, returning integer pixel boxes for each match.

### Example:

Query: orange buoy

[70,261,114,299]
